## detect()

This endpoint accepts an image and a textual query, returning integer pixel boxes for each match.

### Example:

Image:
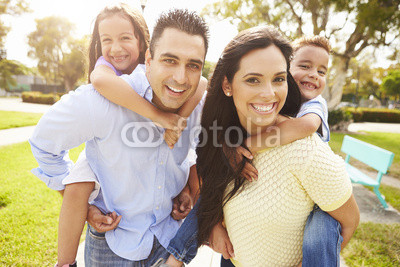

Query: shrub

[329,108,353,131]
[21,91,60,105]
[344,107,400,123]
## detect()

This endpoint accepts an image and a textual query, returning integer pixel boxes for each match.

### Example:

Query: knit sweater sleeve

[297,134,353,211]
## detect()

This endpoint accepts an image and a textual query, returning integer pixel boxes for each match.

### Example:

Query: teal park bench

[341,135,395,209]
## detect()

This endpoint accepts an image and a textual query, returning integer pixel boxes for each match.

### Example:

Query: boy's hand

[171,186,193,220]
[208,222,235,259]
[87,205,121,233]
[164,128,183,149]
[224,145,258,182]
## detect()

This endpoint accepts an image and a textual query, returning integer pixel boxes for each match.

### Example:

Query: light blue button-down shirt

[29,64,204,260]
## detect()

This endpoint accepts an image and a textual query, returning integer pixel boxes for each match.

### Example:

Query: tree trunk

[322,56,350,110]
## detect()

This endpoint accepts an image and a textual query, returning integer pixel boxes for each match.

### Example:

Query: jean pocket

[88,225,106,240]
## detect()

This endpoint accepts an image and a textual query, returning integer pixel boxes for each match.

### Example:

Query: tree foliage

[0,0,30,48]
[202,0,400,109]
[0,59,28,91]
[27,16,87,91]
[382,70,400,101]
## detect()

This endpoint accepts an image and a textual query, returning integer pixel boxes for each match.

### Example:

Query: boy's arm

[91,65,182,130]
[178,76,207,118]
[246,113,322,153]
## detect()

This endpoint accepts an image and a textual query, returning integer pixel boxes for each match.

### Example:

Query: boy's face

[290,45,329,101]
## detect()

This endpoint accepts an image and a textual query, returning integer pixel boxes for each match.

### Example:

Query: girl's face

[223,45,288,135]
[99,15,140,74]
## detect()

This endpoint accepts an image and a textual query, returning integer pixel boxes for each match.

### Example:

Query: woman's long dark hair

[196,25,301,246]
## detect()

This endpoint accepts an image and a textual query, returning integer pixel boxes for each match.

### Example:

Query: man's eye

[164,59,175,64]
[274,77,286,83]
[188,64,200,70]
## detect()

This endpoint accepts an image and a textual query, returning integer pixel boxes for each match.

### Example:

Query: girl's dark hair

[196,25,301,246]
[88,3,149,82]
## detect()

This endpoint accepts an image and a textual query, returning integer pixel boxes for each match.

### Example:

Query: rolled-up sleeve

[29,86,96,190]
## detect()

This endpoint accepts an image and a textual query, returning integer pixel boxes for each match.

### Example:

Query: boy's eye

[299,65,309,69]
[318,70,326,76]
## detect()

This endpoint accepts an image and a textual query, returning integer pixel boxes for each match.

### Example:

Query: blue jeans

[167,203,342,266]
[84,224,170,266]
[302,205,343,267]
[166,200,200,264]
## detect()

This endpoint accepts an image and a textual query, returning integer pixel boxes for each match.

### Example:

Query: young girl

[56,4,206,266]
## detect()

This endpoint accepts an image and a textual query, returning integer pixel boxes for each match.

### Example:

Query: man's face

[145,28,206,112]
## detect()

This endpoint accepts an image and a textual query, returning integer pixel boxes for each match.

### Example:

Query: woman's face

[223,45,288,135]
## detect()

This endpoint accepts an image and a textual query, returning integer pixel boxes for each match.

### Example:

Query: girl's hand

[164,129,182,149]
[155,112,187,131]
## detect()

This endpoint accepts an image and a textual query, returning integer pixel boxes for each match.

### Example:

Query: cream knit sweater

[223,134,352,267]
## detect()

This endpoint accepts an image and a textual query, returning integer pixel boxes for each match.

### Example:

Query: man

[30,9,209,265]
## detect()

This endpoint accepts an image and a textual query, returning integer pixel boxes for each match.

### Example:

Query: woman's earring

[226,92,231,96]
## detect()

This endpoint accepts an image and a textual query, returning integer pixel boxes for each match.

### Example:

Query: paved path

[348,122,400,134]
[0,126,36,146]
[0,97,51,113]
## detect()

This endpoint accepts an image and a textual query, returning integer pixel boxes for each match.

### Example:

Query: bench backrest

[341,135,394,174]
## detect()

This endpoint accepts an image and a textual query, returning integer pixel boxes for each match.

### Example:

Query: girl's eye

[101,38,111,43]
[299,65,309,69]
[122,36,131,40]
[245,78,259,84]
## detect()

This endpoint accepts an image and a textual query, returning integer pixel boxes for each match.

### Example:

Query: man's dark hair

[150,9,209,57]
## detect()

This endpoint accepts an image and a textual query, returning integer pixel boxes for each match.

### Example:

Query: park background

[1,0,400,266]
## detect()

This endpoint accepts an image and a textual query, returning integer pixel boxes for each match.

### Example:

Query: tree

[0,0,30,48]
[202,61,216,80]
[27,16,87,91]
[202,0,400,109]
[60,36,88,91]
[0,59,28,91]
[381,70,400,101]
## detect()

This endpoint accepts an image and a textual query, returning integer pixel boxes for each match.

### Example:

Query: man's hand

[171,186,193,220]
[87,205,122,233]
[208,222,235,259]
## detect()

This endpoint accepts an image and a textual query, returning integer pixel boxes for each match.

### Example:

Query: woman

[196,26,360,266]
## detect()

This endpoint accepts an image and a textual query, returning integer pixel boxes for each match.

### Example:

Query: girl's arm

[178,76,208,118]
[245,113,322,153]
[91,65,182,130]
[327,194,360,249]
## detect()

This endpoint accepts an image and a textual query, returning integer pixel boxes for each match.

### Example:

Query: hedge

[344,107,400,123]
[21,91,60,105]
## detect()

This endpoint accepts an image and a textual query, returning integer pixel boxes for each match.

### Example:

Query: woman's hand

[208,221,235,259]
[87,205,122,233]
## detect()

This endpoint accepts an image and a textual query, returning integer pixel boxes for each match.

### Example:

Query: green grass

[364,184,400,211]
[342,222,400,266]
[0,142,84,265]
[0,110,42,130]
[330,132,400,179]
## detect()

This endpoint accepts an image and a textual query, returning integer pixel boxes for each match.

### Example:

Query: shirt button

[160,161,163,165]
[158,186,162,189]
[156,206,159,210]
